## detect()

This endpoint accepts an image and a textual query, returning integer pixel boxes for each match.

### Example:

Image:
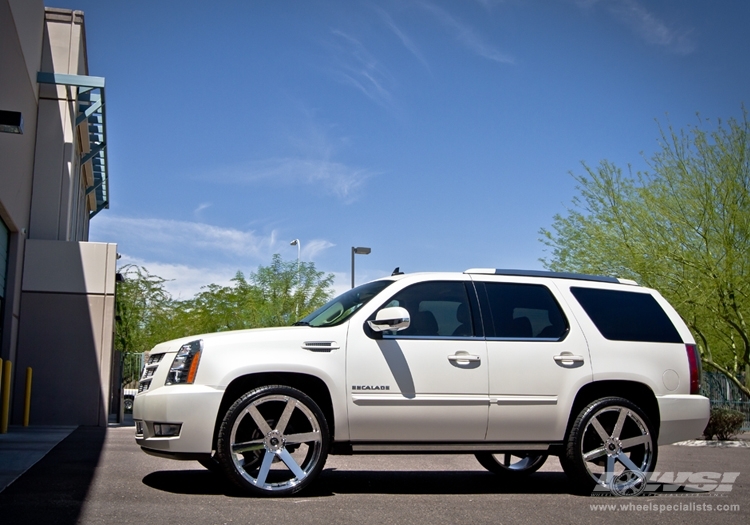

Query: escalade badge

[352,385,390,391]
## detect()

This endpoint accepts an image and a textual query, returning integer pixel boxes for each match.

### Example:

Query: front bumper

[657,394,710,445]
[133,384,224,455]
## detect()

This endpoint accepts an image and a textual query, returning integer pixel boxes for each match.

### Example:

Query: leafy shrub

[702,407,745,440]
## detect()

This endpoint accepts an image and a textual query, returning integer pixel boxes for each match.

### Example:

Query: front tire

[216,385,330,496]
[563,397,657,494]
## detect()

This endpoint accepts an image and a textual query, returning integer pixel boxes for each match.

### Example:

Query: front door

[346,279,489,442]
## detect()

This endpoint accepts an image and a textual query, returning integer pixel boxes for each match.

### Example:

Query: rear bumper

[133,384,224,455]
[657,394,710,445]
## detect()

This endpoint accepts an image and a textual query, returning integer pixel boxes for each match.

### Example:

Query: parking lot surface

[1,425,748,525]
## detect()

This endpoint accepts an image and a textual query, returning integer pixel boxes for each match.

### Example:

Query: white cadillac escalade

[133,269,709,496]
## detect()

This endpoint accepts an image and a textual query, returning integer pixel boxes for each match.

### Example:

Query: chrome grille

[138,353,165,393]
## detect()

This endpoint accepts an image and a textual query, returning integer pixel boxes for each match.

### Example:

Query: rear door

[475,277,593,441]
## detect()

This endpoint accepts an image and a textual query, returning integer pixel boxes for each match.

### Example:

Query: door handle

[448,353,481,363]
[553,354,584,364]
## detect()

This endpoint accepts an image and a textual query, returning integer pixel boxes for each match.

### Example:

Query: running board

[348,442,552,453]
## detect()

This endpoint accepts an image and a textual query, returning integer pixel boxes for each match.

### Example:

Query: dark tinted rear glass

[570,287,682,343]
[481,282,569,339]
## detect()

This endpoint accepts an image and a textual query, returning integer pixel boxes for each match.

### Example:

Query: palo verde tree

[540,111,750,395]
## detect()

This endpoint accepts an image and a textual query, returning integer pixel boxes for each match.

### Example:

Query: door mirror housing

[367,307,410,333]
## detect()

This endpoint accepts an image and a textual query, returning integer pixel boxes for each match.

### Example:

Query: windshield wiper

[293,321,310,326]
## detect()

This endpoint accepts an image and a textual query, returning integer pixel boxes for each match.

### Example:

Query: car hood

[148,325,341,355]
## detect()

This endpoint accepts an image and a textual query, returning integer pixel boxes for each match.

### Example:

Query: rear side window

[570,287,682,343]
[481,282,569,340]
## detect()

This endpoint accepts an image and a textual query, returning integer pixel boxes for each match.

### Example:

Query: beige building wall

[0,2,116,426]
[0,0,45,366]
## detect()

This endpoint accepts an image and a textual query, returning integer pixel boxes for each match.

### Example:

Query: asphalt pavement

[0,424,748,525]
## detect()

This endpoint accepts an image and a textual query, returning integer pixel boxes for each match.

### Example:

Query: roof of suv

[464,268,639,286]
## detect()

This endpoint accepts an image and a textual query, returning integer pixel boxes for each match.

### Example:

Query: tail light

[685,344,702,395]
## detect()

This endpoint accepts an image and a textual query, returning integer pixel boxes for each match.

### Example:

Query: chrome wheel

[475,452,547,477]
[564,397,656,494]
[217,386,329,496]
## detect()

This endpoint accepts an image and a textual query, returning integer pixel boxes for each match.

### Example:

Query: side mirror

[367,306,410,333]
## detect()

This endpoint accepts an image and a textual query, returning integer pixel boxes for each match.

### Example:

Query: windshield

[296,280,394,327]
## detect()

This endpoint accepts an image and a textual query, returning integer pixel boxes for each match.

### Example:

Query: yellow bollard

[23,367,32,427]
[0,360,10,434]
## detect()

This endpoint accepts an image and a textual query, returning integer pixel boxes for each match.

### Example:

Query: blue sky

[53,0,750,298]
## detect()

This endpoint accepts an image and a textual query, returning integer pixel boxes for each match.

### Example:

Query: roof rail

[464,268,626,284]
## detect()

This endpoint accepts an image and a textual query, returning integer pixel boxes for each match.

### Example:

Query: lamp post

[290,239,301,277]
[351,246,371,288]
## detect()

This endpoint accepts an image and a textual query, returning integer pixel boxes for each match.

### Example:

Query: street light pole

[351,246,371,288]
[290,239,301,317]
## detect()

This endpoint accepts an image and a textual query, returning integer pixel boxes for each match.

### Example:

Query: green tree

[250,254,335,326]
[540,113,750,395]
[165,255,335,335]
[115,265,176,384]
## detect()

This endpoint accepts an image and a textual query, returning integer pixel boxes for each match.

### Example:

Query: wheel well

[210,372,335,450]
[566,381,660,440]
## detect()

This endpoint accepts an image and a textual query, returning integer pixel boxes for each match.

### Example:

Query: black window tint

[383,281,475,337]
[482,282,569,339]
[571,287,683,343]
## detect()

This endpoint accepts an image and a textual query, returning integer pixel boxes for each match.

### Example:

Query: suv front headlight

[166,339,203,385]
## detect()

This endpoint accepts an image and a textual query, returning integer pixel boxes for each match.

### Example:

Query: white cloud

[93,215,275,260]
[193,202,212,215]
[91,214,336,273]
[576,0,695,55]
[417,0,514,64]
[330,29,397,110]
[95,215,339,299]
[374,6,431,71]
[116,254,239,299]
[304,239,336,260]
[228,157,374,203]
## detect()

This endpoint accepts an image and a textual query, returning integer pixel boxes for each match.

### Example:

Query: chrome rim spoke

[247,405,272,435]
[232,438,266,454]
[616,452,643,474]
[590,416,611,442]
[285,431,321,445]
[604,456,616,483]
[275,398,296,434]
[583,446,607,462]
[620,434,650,450]
[254,450,276,487]
[278,448,306,480]
[611,408,628,440]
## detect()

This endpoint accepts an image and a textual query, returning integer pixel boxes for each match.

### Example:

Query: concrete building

[0,1,116,426]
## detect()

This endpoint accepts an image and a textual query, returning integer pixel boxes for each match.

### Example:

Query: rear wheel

[563,397,657,495]
[216,385,330,497]
[475,452,547,478]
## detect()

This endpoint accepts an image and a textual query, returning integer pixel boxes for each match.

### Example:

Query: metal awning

[37,72,110,218]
